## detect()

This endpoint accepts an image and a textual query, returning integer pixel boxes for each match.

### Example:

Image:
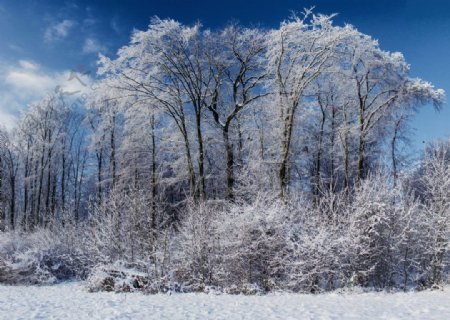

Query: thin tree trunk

[236,115,243,167]
[23,148,30,229]
[75,148,87,222]
[97,150,103,203]
[151,114,157,228]
[51,173,57,219]
[223,125,235,200]
[195,107,206,201]
[36,144,46,227]
[179,117,196,199]
[391,118,402,187]
[313,104,326,203]
[30,159,38,229]
[61,141,66,210]
[9,175,15,229]
[110,113,117,188]
[342,110,350,193]
[44,147,52,227]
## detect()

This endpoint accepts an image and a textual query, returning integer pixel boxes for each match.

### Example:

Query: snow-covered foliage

[1,161,449,291]
[0,227,92,284]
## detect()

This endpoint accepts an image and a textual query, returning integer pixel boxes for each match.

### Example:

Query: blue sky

[0,0,448,148]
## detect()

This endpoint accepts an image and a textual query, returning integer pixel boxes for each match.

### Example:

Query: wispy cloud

[82,17,97,28]
[110,18,122,35]
[82,38,107,54]
[44,19,77,42]
[0,59,92,130]
[8,44,23,53]
[18,60,39,70]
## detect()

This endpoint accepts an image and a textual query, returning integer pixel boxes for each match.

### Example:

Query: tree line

[0,11,448,291]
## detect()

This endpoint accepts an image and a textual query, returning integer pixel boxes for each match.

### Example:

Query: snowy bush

[0,229,92,284]
[171,200,224,288]
[1,167,448,292]
[86,262,153,293]
[414,141,450,287]
[85,188,172,277]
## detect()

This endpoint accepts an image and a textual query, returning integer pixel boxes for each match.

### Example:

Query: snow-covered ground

[0,283,449,320]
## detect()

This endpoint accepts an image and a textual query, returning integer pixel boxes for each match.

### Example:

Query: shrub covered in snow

[0,145,448,292]
[0,229,93,284]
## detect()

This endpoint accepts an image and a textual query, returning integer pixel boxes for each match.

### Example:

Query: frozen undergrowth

[0,282,449,320]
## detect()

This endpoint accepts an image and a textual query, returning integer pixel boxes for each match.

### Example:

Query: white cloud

[0,60,93,131]
[0,110,18,131]
[82,38,107,54]
[18,60,39,70]
[44,19,76,42]
[6,70,54,92]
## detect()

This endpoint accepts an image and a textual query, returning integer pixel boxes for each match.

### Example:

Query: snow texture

[0,283,449,320]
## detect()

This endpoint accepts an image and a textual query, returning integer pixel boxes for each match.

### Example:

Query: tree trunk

[110,113,117,188]
[236,115,243,167]
[44,147,52,227]
[391,118,402,187]
[9,175,15,229]
[341,110,350,193]
[279,108,296,199]
[51,173,57,219]
[357,135,365,182]
[357,99,366,183]
[195,108,206,201]
[223,125,235,200]
[23,150,30,229]
[357,80,367,183]
[36,145,46,227]
[150,114,157,228]
[61,141,66,210]
[329,108,336,190]
[313,106,326,203]
[97,150,103,204]
[75,149,87,222]
[179,118,196,199]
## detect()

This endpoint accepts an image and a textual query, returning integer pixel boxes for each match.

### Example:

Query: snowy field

[0,283,449,320]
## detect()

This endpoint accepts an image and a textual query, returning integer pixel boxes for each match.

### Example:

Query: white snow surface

[0,283,449,320]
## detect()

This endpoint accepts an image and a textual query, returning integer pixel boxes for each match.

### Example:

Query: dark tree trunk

[223,125,235,200]
[110,113,117,188]
[9,175,15,229]
[313,105,326,203]
[195,107,206,201]
[151,114,157,228]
